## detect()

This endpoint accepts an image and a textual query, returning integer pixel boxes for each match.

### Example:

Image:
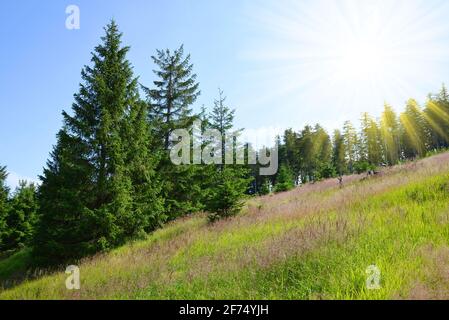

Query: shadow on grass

[0,249,47,290]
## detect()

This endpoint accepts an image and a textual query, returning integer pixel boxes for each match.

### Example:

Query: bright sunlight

[244,0,449,127]
[336,38,388,82]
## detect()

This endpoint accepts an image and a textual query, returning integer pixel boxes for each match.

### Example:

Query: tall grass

[1,153,449,300]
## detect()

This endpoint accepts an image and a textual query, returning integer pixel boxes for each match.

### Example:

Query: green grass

[0,249,32,285]
[139,175,449,299]
[1,153,449,299]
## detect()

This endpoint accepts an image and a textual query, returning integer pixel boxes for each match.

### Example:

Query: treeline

[1,20,449,265]
[0,169,38,253]
[0,21,249,265]
[254,90,449,194]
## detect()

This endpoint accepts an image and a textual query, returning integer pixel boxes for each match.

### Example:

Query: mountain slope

[1,153,449,300]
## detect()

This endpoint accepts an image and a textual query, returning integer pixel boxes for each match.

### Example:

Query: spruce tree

[142,45,200,150]
[33,21,163,264]
[204,90,251,221]
[209,89,235,134]
[208,89,242,166]
[123,99,165,232]
[380,104,401,165]
[283,129,300,184]
[209,89,237,166]
[0,166,10,249]
[274,165,295,193]
[313,125,333,180]
[297,125,331,182]
[360,113,383,166]
[332,130,346,177]
[205,167,249,222]
[432,85,449,148]
[259,179,271,196]
[423,86,449,150]
[297,126,315,182]
[400,99,427,159]
[2,181,38,251]
[342,121,359,173]
[142,45,203,220]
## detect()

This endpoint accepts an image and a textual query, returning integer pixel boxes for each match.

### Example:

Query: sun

[243,0,449,125]
[336,38,387,82]
[328,2,400,86]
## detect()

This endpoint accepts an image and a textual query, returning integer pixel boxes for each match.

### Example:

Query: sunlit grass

[1,153,449,300]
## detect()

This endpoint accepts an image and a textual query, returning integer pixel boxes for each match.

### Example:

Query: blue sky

[2,0,449,188]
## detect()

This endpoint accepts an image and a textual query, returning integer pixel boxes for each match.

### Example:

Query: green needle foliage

[142,45,200,150]
[273,165,295,193]
[2,21,449,273]
[143,45,203,220]
[0,166,10,249]
[1,182,38,251]
[32,21,164,265]
[204,89,251,222]
[332,130,346,177]
[259,179,271,196]
[206,167,250,223]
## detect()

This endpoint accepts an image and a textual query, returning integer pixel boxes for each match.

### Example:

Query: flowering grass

[1,153,449,300]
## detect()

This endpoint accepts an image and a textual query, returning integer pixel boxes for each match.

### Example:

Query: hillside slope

[1,153,449,299]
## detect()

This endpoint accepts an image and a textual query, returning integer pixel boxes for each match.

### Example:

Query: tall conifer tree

[400,99,427,159]
[380,104,401,165]
[0,166,9,249]
[360,113,383,166]
[204,90,251,221]
[423,86,449,150]
[342,121,359,173]
[33,21,163,264]
[143,45,203,220]
[332,130,347,177]
[143,45,200,150]
[2,182,38,251]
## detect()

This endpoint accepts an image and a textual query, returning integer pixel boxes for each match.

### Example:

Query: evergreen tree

[205,167,250,222]
[423,86,449,150]
[275,135,288,183]
[142,45,203,220]
[259,179,271,196]
[123,99,166,232]
[1,181,38,251]
[33,21,163,264]
[400,99,427,159]
[209,88,238,167]
[380,104,401,165]
[274,165,295,193]
[283,129,300,183]
[278,125,333,184]
[0,166,10,249]
[312,124,333,179]
[360,113,382,166]
[209,89,235,135]
[161,163,206,219]
[297,125,315,182]
[432,85,449,148]
[342,121,359,173]
[247,144,262,195]
[142,45,200,150]
[204,90,251,221]
[332,130,346,177]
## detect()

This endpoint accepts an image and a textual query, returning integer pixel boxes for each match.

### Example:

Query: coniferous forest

[1,20,449,266]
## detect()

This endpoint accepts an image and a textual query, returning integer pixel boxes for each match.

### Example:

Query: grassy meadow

[1,153,449,300]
